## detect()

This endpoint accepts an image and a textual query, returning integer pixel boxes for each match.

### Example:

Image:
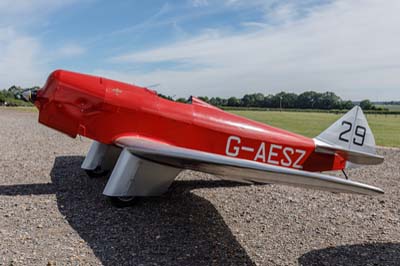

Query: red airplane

[23,70,384,207]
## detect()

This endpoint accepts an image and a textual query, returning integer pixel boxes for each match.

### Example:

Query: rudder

[314,106,383,165]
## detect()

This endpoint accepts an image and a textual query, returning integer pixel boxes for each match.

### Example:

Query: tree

[271,92,287,108]
[254,93,264,107]
[341,100,354,110]
[242,94,255,107]
[0,92,6,103]
[227,97,240,107]
[198,96,209,103]
[209,97,218,106]
[176,98,187,103]
[262,95,273,107]
[316,92,341,110]
[297,91,320,109]
[360,99,374,110]
[157,93,174,101]
[282,92,298,108]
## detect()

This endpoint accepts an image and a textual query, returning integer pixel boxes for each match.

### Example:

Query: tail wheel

[84,167,109,178]
[108,196,138,208]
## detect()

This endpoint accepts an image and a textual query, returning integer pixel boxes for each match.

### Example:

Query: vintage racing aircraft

[23,70,384,207]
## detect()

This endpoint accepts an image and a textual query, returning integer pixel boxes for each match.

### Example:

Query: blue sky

[0,0,399,100]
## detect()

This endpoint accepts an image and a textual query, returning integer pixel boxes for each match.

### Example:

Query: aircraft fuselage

[35,70,346,173]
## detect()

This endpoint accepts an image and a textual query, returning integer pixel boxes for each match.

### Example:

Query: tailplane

[314,106,384,165]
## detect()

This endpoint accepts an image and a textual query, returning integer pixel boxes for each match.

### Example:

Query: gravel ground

[0,109,399,266]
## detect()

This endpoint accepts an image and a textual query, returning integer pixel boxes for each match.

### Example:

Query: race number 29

[338,121,366,146]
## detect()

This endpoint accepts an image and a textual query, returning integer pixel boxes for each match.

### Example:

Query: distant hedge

[220,106,400,115]
[195,91,389,111]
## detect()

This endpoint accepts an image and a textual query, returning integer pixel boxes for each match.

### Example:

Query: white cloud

[0,0,80,27]
[105,0,400,101]
[0,1,84,89]
[0,27,47,89]
[0,0,78,15]
[190,0,209,7]
[57,44,86,57]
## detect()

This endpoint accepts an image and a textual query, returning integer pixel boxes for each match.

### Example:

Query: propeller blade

[19,89,37,103]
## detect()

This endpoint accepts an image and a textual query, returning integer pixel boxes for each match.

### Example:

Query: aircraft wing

[115,136,384,195]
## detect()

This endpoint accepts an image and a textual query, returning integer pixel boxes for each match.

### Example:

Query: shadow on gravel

[0,156,256,265]
[298,242,400,266]
[48,156,256,265]
[0,183,55,196]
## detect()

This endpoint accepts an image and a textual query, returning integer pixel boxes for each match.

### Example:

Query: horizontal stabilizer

[314,139,384,165]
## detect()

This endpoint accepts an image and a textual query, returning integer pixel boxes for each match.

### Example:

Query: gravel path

[0,109,399,266]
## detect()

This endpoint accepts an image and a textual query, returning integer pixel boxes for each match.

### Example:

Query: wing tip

[363,186,384,196]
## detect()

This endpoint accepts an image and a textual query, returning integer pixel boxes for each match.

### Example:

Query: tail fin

[314,106,384,165]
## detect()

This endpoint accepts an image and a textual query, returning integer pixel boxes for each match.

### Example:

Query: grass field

[376,104,400,112]
[231,110,400,147]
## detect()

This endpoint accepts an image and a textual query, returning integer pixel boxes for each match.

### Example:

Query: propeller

[15,88,38,103]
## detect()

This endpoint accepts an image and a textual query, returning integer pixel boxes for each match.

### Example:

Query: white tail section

[314,106,384,165]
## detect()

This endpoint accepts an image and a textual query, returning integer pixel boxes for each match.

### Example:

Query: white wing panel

[115,136,384,195]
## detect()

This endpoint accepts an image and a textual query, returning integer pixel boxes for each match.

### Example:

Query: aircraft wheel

[108,196,138,208]
[85,167,108,178]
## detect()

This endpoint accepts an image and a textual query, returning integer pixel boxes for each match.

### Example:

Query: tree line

[164,91,381,111]
[0,85,384,111]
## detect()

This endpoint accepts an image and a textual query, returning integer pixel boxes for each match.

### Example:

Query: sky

[0,0,399,101]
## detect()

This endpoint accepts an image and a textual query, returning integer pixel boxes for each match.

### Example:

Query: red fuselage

[35,70,346,172]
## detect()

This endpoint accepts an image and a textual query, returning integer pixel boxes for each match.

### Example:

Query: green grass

[375,104,400,112]
[230,110,400,147]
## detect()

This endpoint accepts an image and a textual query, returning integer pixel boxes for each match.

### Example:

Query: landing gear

[85,167,109,178]
[108,196,138,208]
[81,141,121,178]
